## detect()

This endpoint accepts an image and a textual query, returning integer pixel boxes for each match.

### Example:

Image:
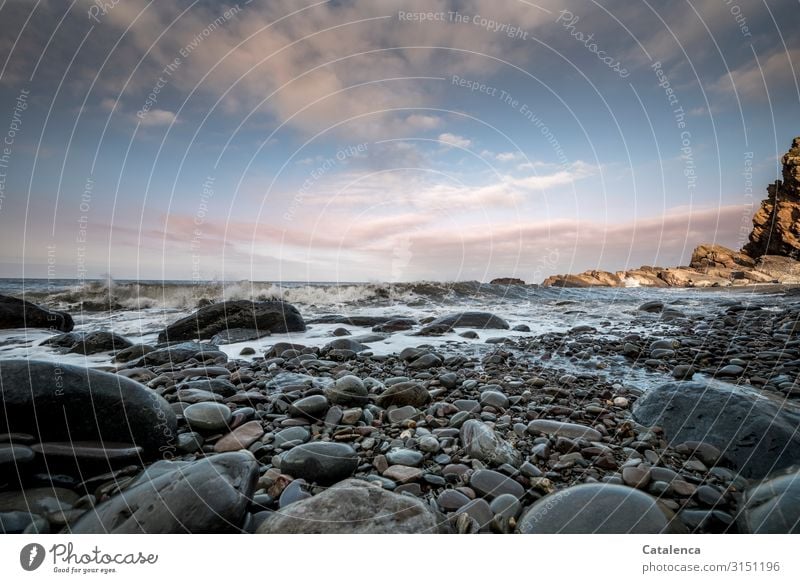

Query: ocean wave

[14,278,545,311]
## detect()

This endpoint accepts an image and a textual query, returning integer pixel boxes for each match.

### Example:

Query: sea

[0,278,780,390]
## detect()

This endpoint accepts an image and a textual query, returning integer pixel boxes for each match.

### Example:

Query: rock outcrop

[744,138,800,259]
[543,138,800,288]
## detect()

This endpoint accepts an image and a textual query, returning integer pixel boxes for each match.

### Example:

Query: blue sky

[0,0,798,282]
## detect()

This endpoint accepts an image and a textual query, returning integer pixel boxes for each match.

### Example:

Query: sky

[0,0,798,283]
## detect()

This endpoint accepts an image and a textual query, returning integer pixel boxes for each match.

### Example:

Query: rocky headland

[543,138,800,288]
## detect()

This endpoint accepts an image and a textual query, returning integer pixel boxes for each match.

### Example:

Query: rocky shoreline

[1,288,800,534]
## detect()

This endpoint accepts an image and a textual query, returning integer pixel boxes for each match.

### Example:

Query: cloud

[405,114,442,130]
[137,109,177,126]
[495,151,523,162]
[711,47,800,102]
[438,132,472,148]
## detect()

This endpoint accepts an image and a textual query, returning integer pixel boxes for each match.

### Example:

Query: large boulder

[518,483,680,533]
[0,294,73,332]
[158,300,305,342]
[422,312,509,332]
[633,380,800,478]
[0,360,176,458]
[256,478,441,533]
[69,452,258,533]
[738,468,800,533]
[690,244,755,270]
[41,330,133,354]
[743,137,800,260]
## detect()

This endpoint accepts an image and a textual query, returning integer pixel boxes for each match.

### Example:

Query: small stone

[183,402,231,432]
[469,469,524,500]
[288,395,329,419]
[177,432,204,453]
[280,442,358,485]
[622,466,652,489]
[527,419,602,441]
[480,390,509,409]
[340,408,362,425]
[612,397,629,408]
[418,435,440,453]
[386,448,424,467]
[326,375,369,407]
[273,426,310,448]
[387,406,418,424]
[383,465,424,483]
[695,485,725,507]
[214,421,265,452]
[437,489,470,511]
[490,493,522,519]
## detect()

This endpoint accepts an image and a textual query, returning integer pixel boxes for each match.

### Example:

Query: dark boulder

[420,312,509,334]
[69,452,258,533]
[0,294,73,332]
[633,380,800,478]
[0,360,176,458]
[159,300,304,342]
[41,330,133,355]
[518,483,681,533]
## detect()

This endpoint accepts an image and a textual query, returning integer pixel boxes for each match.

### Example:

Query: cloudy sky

[0,0,798,282]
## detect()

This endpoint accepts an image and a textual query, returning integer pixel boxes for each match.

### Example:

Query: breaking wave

[9,278,549,311]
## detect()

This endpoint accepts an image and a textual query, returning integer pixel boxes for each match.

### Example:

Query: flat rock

[214,421,264,452]
[527,419,602,441]
[256,478,440,533]
[383,465,424,483]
